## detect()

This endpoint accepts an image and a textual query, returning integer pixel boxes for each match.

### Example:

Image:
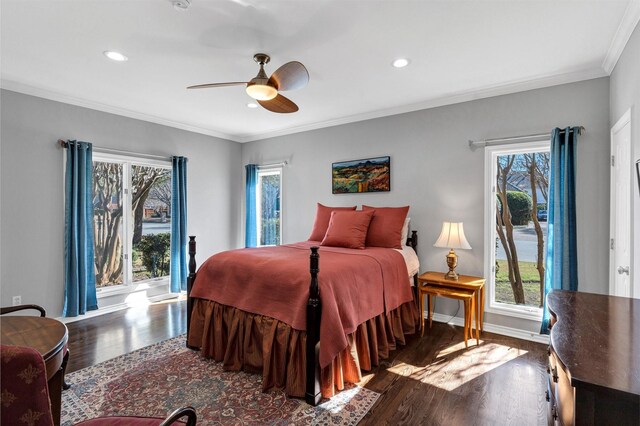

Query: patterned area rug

[61,335,379,425]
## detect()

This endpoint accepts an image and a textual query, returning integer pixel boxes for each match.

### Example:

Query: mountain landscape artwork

[332,156,390,194]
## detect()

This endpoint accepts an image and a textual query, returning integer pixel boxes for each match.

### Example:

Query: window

[92,153,172,290]
[484,140,550,319]
[256,167,282,246]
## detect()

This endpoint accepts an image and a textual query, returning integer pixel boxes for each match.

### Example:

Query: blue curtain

[63,141,98,317]
[245,164,258,247]
[170,157,188,293]
[540,127,579,333]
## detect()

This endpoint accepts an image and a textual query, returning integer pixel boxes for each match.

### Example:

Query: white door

[610,110,632,297]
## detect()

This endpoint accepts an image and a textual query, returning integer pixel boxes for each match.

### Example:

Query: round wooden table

[1,316,69,426]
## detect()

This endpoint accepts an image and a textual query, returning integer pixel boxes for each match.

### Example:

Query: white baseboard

[56,293,182,324]
[429,312,550,345]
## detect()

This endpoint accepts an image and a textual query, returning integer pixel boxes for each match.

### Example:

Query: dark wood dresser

[546,290,640,425]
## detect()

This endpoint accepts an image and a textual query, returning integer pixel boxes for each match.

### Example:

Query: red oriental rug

[61,335,379,425]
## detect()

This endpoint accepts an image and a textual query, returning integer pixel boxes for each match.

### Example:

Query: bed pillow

[320,210,375,249]
[308,203,357,241]
[401,217,411,245]
[362,205,410,249]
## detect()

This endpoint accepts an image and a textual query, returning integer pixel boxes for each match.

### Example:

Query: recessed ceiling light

[247,102,258,109]
[103,51,128,62]
[392,58,409,68]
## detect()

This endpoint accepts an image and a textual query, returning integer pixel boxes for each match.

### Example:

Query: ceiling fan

[187,53,309,113]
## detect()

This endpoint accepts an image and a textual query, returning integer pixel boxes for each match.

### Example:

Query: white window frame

[92,152,172,297]
[256,166,283,247]
[484,139,549,321]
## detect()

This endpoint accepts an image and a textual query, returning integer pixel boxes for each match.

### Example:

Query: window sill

[486,302,543,322]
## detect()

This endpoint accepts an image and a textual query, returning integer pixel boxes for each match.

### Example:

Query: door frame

[609,108,632,296]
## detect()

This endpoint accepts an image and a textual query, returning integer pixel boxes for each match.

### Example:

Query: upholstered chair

[1,344,54,426]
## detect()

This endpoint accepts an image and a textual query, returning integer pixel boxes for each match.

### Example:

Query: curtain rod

[258,161,288,169]
[58,139,173,162]
[468,127,585,150]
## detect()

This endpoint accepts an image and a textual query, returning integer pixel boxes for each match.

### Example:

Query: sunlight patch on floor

[124,291,152,307]
[358,372,376,387]
[437,339,480,356]
[314,386,379,415]
[152,294,185,304]
[385,342,527,391]
[386,360,428,378]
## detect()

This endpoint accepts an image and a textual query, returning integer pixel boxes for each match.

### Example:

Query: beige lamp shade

[433,222,472,250]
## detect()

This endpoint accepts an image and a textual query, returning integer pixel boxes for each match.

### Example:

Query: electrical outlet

[12,296,21,306]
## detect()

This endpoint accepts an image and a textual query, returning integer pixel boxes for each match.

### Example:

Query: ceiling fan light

[246,84,277,101]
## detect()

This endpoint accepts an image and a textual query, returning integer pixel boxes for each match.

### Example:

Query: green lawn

[495,259,543,307]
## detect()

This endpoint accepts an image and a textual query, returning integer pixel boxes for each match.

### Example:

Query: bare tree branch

[525,153,546,307]
[92,163,171,285]
[496,155,525,304]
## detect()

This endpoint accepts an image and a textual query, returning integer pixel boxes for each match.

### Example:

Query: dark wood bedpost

[409,230,418,253]
[305,246,322,406]
[408,230,420,296]
[186,236,197,349]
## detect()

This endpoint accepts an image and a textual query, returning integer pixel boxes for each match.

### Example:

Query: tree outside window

[491,146,550,311]
[257,168,282,246]
[92,158,171,288]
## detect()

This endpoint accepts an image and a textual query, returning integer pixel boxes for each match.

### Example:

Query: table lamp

[433,221,472,280]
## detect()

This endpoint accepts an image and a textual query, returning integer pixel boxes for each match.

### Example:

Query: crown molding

[3,66,607,144]
[234,66,607,142]
[602,0,640,74]
[0,79,238,142]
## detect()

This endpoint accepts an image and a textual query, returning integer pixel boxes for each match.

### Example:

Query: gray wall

[242,77,611,332]
[0,90,242,317]
[610,24,640,290]
[0,76,613,330]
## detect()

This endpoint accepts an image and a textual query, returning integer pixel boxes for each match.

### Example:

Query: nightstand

[417,271,486,347]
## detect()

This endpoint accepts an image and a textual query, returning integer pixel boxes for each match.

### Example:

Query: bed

[185,205,420,405]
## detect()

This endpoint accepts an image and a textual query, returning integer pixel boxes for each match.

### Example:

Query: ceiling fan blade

[258,94,299,113]
[268,61,309,91]
[187,82,247,89]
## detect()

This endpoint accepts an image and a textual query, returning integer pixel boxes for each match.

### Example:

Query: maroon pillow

[308,203,357,241]
[321,210,375,249]
[362,205,410,249]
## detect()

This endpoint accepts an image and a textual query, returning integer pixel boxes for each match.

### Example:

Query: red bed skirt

[187,294,420,398]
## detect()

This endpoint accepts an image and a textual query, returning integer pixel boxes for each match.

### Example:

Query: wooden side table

[419,284,476,346]
[418,271,486,346]
[1,316,69,426]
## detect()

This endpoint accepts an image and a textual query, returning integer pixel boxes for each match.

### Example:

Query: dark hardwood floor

[359,323,547,425]
[65,298,186,374]
[65,299,547,425]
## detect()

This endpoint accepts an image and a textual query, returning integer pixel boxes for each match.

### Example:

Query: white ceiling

[1,0,638,142]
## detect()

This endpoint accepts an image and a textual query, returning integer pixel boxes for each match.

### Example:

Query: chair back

[0,304,46,316]
[1,344,54,426]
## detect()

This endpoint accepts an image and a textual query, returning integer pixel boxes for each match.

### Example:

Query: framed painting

[332,156,390,194]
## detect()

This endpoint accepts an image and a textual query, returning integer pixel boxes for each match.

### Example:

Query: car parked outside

[537,209,547,221]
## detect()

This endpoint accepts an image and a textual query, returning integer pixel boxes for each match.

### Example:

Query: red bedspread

[190,241,413,368]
